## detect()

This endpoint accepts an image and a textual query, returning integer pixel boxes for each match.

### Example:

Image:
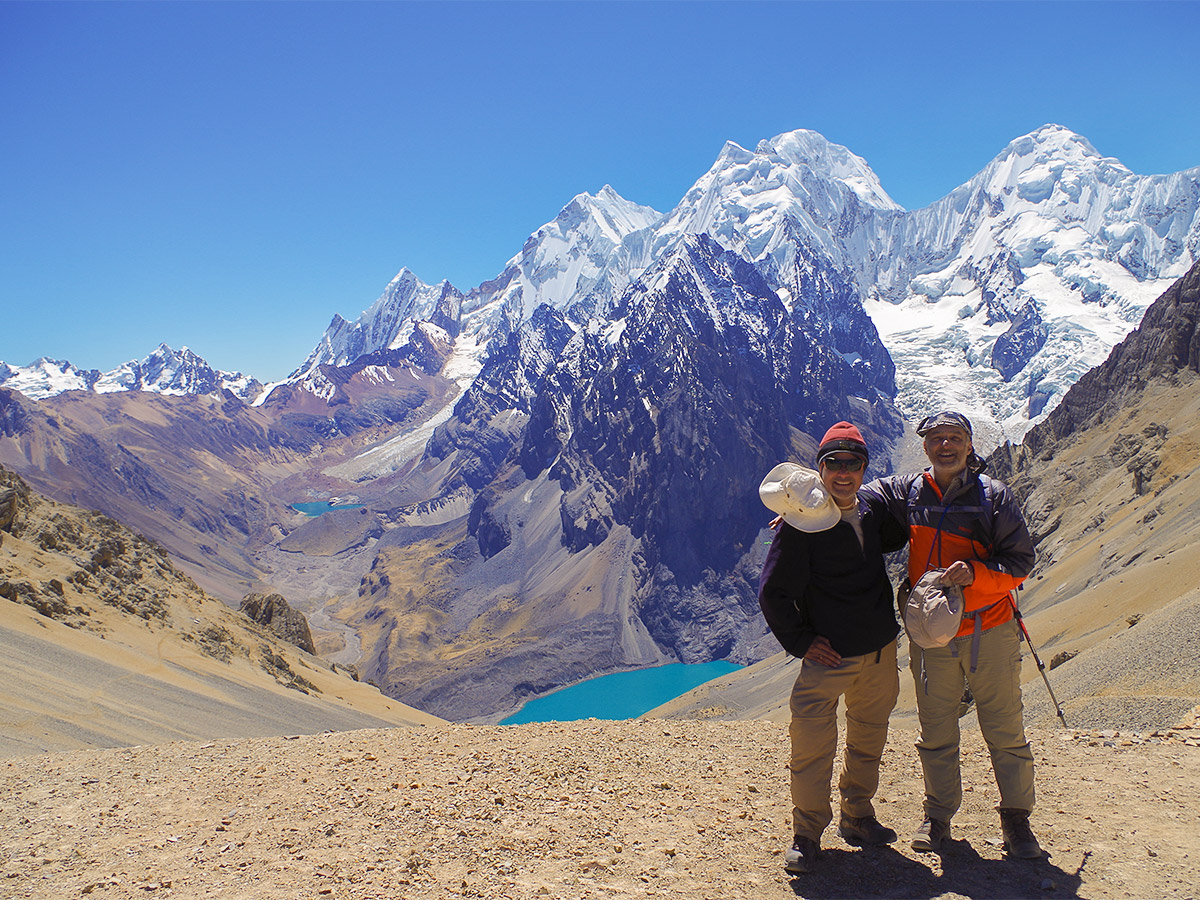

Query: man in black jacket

[758,422,907,875]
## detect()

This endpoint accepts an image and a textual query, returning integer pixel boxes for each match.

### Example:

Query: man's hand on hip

[804,636,842,668]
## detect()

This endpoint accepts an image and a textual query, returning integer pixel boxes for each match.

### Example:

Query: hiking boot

[838,813,898,845]
[783,835,820,874]
[999,808,1042,858]
[910,816,951,852]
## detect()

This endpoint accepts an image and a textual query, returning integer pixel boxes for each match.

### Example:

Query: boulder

[239,592,317,655]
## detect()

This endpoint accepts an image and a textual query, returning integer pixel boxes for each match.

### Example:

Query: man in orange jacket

[861,411,1042,859]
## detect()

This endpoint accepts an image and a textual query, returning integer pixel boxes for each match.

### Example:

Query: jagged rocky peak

[660,129,899,257]
[558,184,663,240]
[649,132,901,398]
[291,268,459,381]
[459,185,663,335]
[519,233,898,566]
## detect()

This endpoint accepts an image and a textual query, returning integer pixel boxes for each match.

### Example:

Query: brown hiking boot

[838,813,898,845]
[784,835,820,874]
[999,808,1042,858]
[910,816,951,852]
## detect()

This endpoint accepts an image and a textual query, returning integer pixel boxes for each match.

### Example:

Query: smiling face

[923,425,973,486]
[819,453,865,509]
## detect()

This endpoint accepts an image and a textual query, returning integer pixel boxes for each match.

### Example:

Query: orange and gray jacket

[861,466,1035,638]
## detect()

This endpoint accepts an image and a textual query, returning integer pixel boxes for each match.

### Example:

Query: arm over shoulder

[861,474,919,530]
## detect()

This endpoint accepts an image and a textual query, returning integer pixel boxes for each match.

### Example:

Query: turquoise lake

[500,661,741,725]
[291,501,365,516]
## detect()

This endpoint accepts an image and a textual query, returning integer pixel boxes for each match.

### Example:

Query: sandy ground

[3,716,1199,900]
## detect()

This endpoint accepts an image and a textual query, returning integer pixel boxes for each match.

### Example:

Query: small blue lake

[291,501,365,517]
[500,661,741,725]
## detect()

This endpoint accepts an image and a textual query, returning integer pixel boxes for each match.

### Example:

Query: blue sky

[3,1,1198,383]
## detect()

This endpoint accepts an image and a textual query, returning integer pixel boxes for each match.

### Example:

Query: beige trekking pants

[910,618,1036,820]
[788,641,899,841]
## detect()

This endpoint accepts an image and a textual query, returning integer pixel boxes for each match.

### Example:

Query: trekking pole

[1008,588,1068,728]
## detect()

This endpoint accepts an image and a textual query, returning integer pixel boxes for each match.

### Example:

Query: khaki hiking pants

[911,618,1035,820]
[788,641,899,841]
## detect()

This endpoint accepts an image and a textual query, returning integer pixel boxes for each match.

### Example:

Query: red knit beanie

[817,421,869,465]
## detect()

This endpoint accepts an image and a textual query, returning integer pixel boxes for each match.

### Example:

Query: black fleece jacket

[758,492,906,659]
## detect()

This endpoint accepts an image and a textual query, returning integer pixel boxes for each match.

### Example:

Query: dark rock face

[520,236,899,583]
[0,388,32,439]
[429,282,464,339]
[239,592,317,655]
[992,300,1049,381]
[468,488,511,559]
[970,251,1027,324]
[406,235,903,681]
[0,465,30,533]
[770,217,898,397]
[425,305,576,493]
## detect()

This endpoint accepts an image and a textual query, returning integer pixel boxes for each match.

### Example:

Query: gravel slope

[4,717,1199,900]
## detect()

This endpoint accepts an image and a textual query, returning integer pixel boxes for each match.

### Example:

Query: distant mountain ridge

[9,126,1197,451]
[0,343,262,403]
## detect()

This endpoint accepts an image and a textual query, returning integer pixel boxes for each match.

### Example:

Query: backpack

[900,568,964,649]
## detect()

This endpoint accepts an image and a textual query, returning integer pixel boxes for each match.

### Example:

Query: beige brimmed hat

[759,463,840,533]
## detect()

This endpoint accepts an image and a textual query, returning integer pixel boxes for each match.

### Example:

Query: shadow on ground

[787,838,1083,899]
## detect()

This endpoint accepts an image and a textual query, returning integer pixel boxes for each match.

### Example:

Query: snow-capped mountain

[459,184,663,332]
[21,125,1192,452]
[290,271,463,383]
[654,129,900,265]
[0,344,262,402]
[285,186,662,397]
[644,129,902,395]
[310,125,1198,455]
[0,358,103,400]
[863,124,1200,446]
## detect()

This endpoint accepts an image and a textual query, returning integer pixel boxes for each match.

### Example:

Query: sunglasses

[821,457,865,472]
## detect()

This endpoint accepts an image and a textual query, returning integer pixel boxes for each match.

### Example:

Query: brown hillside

[0,466,440,757]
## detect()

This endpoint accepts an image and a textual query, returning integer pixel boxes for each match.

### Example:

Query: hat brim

[780,504,842,533]
[759,463,842,533]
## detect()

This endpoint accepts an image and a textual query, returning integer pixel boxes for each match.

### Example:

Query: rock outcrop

[239,592,317,655]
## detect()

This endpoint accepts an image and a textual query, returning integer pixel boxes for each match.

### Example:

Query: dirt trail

[3,716,1199,900]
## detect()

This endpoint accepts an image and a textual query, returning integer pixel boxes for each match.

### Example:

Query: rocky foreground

[3,716,1199,900]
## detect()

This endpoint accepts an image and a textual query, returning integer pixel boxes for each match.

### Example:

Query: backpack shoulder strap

[906,476,924,510]
[979,475,995,522]
[971,475,997,554]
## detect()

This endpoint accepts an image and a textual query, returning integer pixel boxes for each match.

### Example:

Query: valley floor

[3,717,1198,900]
